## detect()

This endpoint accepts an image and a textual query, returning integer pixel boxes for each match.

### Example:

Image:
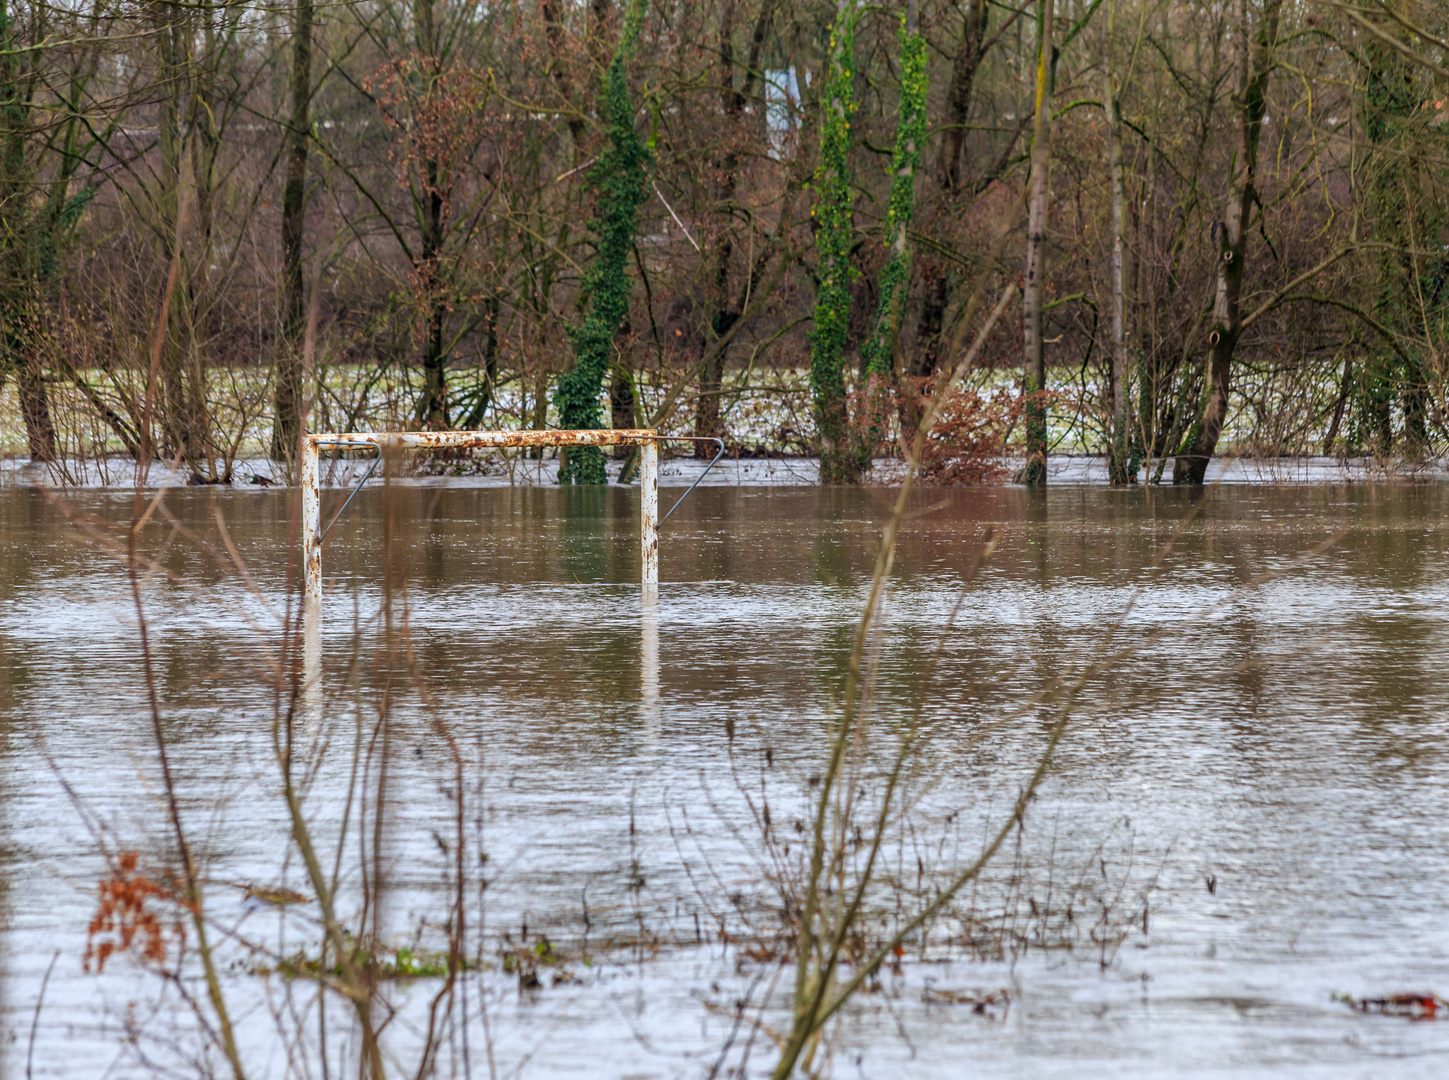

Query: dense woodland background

[0,0,1445,483]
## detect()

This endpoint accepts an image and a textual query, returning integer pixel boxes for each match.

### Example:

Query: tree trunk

[938,0,989,196]
[694,0,774,458]
[1323,351,1353,454]
[1175,0,1282,485]
[155,12,202,462]
[694,309,735,455]
[808,0,859,485]
[610,316,637,459]
[272,0,313,460]
[418,228,448,430]
[902,0,988,435]
[461,294,500,429]
[1134,148,1156,467]
[1359,37,1432,461]
[414,0,448,429]
[555,0,649,484]
[857,0,924,465]
[17,349,56,462]
[542,0,585,152]
[1103,0,1134,483]
[416,173,449,430]
[1020,0,1054,487]
[0,5,55,462]
[1402,353,1428,455]
[696,0,740,456]
[183,2,229,481]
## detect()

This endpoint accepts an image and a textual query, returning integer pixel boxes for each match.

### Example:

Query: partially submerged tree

[0,0,110,462]
[1020,0,1056,487]
[555,0,650,485]
[809,0,934,483]
[856,1,926,472]
[270,0,315,460]
[807,0,859,484]
[1354,19,1445,457]
[1174,0,1284,485]
[1102,0,1136,483]
[692,0,778,456]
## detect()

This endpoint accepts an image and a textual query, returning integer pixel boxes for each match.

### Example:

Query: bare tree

[271,0,315,461]
[1174,0,1285,485]
[1020,0,1056,486]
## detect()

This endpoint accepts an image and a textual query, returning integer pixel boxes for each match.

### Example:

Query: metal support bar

[300,437,322,718]
[655,436,725,526]
[641,439,658,602]
[315,439,382,543]
[301,435,321,616]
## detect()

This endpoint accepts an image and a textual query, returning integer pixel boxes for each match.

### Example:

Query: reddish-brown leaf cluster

[913,381,1046,485]
[364,57,492,205]
[84,851,186,973]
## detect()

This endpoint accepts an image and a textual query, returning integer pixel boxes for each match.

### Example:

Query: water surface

[2,482,1447,1078]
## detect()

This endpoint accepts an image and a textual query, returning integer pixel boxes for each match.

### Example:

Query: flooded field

[2,481,1448,1078]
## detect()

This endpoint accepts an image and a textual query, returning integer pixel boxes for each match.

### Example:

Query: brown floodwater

[2,480,1448,1078]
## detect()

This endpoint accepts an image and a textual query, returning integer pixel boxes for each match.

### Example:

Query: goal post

[300,429,661,616]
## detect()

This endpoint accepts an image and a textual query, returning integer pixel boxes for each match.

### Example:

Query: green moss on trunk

[556,0,650,485]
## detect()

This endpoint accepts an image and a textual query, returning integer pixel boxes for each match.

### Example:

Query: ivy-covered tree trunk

[0,0,55,462]
[0,0,99,464]
[855,2,925,468]
[809,0,859,485]
[555,0,649,485]
[1358,35,1439,460]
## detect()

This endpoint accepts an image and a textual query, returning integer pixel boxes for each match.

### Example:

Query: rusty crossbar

[300,429,662,620]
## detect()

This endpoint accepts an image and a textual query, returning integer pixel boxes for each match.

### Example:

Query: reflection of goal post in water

[299,429,666,710]
[300,428,662,609]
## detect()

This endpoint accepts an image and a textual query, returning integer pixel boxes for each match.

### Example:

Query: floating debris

[1337,993,1446,1019]
[243,884,310,907]
[255,946,474,980]
[922,987,1010,1015]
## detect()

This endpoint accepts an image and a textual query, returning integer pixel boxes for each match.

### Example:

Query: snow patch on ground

[3,452,1446,490]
